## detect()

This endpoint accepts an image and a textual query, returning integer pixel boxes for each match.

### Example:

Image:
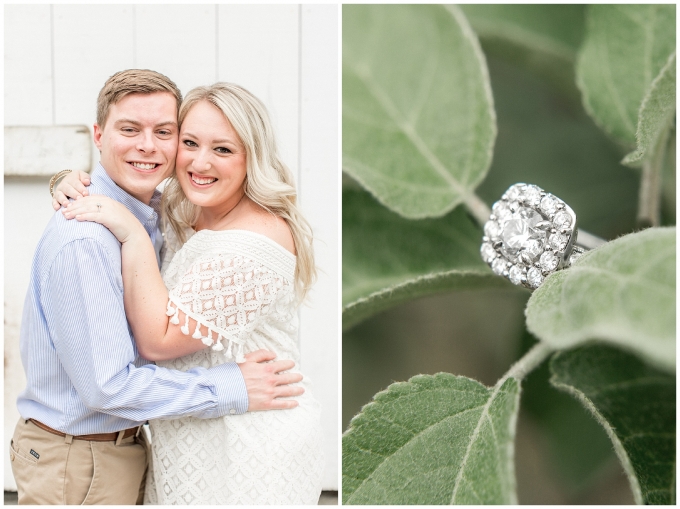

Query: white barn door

[4,4,339,491]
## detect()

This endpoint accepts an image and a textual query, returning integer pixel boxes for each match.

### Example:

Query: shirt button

[229,408,236,415]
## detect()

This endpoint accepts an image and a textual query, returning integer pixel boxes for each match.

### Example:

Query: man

[11,69,303,505]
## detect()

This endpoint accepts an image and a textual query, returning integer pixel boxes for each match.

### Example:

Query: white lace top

[145,226,324,505]
[162,228,298,362]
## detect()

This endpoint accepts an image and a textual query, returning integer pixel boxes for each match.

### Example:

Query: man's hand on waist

[238,349,304,411]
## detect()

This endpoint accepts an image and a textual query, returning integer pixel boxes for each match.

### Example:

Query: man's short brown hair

[96,69,182,128]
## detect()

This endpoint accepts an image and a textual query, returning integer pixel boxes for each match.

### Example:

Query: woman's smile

[188,172,218,186]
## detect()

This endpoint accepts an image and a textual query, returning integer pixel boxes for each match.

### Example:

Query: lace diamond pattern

[145,228,324,505]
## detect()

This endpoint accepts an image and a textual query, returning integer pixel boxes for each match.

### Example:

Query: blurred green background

[341,4,673,503]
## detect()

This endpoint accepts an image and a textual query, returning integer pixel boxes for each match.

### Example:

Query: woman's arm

[63,196,213,361]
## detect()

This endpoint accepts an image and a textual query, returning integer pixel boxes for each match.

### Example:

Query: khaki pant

[10,418,148,505]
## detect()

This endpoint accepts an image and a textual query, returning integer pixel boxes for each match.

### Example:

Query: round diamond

[524,239,544,260]
[508,265,524,285]
[480,242,497,263]
[492,201,512,224]
[549,232,569,251]
[540,251,558,272]
[506,184,524,201]
[522,185,541,207]
[484,220,501,240]
[540,194,559,216]
[527,267,543,288]
[553,211,572,229]
[500,207,547,259]
[491,257,507,275]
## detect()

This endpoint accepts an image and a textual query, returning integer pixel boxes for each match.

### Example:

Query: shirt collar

[89,163,161,228]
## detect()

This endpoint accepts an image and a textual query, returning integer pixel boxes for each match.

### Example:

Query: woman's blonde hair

[161,82,316,301]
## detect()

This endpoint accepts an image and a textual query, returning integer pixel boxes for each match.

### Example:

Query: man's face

[93,92,178,204]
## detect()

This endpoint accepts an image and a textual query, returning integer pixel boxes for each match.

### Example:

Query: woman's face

[176,100,247,213]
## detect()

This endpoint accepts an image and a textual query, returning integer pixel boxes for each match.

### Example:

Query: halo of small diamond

[492,257,507,275]
[480,242,496,263]
[522,185,541,207]
[508,265,524,285]
[539,251,558,272]
[527,267,543,288]
[540,194,560,216]
[481,183,577,289]
[492,201,512,224]
[549,232,569,251]
[505,184,524,201]
[484,220,501,240]
[553,211,572,230]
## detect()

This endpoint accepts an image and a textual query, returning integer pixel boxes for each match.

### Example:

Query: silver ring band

[574,229,606,251]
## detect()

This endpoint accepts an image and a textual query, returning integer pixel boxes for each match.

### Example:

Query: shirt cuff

[208,362,248,416]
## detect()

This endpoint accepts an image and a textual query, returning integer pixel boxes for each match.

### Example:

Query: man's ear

[93,123,103,152]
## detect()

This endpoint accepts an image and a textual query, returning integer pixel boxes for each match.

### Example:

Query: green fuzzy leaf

[577,5,676,146]
[342,187,509,330]
[526,227,676,372]
[342,4,496,219]
[550,344,676,504]
[623,51,676,166]
[343,373,520,504]
[462,4,584,60]
[461,5,585,103]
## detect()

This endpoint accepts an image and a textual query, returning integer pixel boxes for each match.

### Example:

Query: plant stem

[465,192,492,226]
[496,342,555,387]
[637,128,670,228]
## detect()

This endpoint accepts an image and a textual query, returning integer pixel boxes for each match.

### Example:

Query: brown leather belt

[29,419,140,442]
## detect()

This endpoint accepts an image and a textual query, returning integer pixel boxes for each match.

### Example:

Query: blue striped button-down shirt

[17,164,248,435]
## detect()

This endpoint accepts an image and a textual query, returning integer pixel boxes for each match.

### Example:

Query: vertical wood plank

[4,180,59,489]
[299,4,340,490]
[53,5,135,125]
[4,5,53,125]
[135,5,217,94]
[52,5,135,169]
[216,5,300,171]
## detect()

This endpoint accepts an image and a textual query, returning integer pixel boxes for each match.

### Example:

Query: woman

[59,83,324,504]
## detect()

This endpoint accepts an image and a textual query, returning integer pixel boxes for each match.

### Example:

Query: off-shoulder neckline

[187,228,297,260]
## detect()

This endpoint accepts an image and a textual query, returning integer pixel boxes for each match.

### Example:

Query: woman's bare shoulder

[228,203,295,255]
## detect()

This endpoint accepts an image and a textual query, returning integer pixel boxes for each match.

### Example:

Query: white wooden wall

[4,4,339,491]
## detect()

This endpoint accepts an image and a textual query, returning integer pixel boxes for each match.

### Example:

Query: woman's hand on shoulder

[52,170,91,210]
[62,195,144,244]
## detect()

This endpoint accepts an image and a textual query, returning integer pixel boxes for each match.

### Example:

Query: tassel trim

[167,298,244,360]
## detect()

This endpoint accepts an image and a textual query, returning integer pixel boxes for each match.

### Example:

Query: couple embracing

[11,69,324,505]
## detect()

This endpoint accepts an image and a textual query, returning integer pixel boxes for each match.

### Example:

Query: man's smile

[129,161,160,171]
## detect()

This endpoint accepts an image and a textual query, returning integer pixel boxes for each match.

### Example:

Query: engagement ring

[480,183,605,289]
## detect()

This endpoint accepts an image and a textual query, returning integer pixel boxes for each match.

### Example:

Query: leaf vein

[450,380,512,503]
[345,64,468,198]
[346,403,487,500]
